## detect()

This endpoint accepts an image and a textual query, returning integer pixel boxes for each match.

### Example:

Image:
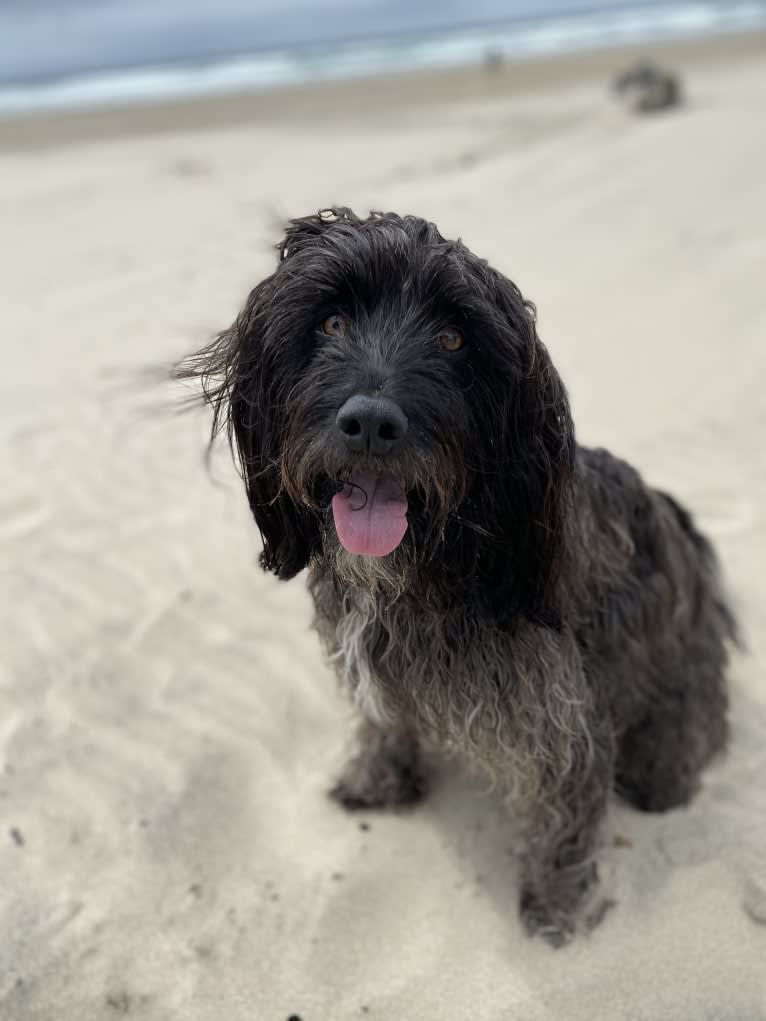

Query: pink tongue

[331,471,408,557]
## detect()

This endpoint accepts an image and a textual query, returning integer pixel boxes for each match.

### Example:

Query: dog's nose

[336,395,408,456]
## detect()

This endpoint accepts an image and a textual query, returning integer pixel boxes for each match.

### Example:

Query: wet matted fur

[178,208,735,944]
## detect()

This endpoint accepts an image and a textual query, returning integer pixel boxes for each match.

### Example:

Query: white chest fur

[329,588,390,725]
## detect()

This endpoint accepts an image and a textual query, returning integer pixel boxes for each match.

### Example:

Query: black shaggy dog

[179,208,735,944]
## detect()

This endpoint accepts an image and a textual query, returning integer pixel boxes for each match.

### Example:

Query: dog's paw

[329,762,428,811]
[519,889,578,948]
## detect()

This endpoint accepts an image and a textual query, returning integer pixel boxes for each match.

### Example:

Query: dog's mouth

[331,469,409,557]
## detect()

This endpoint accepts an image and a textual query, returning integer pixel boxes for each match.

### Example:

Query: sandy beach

[1,30,765,1020]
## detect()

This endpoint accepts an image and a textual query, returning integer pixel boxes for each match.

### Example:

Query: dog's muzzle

[331,395,409,558]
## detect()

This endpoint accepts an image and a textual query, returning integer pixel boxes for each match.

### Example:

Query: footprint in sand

[697,493,756,537]
[742,872,766,926]
[0,497,51,541]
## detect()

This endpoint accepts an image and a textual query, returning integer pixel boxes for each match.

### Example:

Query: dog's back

[656,488,739,646]
[574,446,732,811]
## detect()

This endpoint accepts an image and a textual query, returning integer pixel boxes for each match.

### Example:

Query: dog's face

[184,209,574,620]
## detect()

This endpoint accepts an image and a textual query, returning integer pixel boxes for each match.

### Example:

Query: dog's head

[181,209,574,621]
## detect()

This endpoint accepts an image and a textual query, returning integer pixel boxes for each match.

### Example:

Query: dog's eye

[321,314,349,338]
[437,329,465,352]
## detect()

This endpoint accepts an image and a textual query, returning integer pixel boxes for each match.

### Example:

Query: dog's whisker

[448,514,496,539]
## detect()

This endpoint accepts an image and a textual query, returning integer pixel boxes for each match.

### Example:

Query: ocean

[0,0,764,116]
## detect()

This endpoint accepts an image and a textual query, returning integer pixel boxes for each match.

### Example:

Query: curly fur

[178,208,735,944]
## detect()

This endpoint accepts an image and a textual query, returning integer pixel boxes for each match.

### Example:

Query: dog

[178,208,735,944]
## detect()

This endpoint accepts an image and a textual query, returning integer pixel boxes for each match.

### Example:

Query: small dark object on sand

[9,827,24,847]
[613,61,682,113]
[483,49,505,72]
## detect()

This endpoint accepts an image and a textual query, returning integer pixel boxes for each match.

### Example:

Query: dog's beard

[281,425,468,588]
[325,479,470,604]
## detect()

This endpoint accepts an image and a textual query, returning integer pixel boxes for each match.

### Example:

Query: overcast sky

[0,0,654,82]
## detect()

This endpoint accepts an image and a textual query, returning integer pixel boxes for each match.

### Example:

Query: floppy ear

[177,275,319,580]
[177,208,373,577]
[178,209,370,576]
[476,273,575,622]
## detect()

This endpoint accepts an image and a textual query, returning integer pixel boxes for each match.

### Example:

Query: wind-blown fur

[178,208,735,944]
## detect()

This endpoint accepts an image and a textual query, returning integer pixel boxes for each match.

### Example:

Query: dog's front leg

[494,630,614,945]
[511,726,613,946]
[330,716,428,811]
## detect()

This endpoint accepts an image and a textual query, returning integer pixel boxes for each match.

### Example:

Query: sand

[1,30,765,1021]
